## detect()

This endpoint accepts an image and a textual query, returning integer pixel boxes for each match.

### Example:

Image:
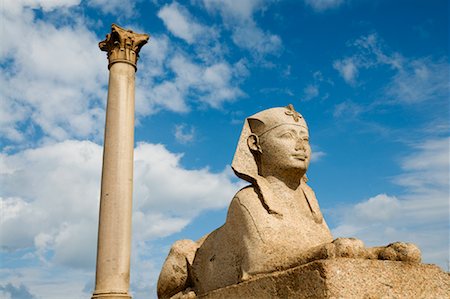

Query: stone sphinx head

[157,104,426,299]
[232,104,310,185]
[231,104,311,214]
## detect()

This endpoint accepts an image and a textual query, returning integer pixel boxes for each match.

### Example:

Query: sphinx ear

[247,134,262,153]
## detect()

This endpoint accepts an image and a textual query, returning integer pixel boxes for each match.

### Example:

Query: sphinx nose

[295,139,305,151]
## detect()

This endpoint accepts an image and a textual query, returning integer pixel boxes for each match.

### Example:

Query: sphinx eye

[280,132,295,139]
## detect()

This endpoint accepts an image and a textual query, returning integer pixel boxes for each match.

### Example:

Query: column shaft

[93,63,135,298]
[92,24,149,299]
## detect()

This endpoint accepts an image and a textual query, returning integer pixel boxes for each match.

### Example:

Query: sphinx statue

[157,105,421,299]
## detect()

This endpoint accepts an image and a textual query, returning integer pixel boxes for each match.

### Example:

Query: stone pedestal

[92,24,149,299]
[199,259,449,298]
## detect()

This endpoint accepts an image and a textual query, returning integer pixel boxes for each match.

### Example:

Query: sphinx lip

[292,154,307,160]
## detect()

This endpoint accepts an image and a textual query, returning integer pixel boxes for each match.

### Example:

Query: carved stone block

[199,259,449,299]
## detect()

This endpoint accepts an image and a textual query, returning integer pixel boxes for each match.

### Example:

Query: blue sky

[0,0,448,298]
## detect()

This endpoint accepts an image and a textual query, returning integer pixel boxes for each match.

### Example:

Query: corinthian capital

[99,24,149,70]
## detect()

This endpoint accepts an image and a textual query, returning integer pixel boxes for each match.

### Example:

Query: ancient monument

[92,24,149,299]
[157,105,449,298]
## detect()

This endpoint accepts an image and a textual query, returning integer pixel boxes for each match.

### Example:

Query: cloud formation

[332,137,449,269]
[0,139,240,256]
[0,140,242,298]
[132,2,250,116]
[158,2,214,44]
[199,0,282,58]
[0,3,107,143]
[304,0,345,12]
[302,71,332,101]
[333,34,402,85]
[332,33,449,128]
[137,51,246,114]
[386,57,449,104]
[174,124,196,144]
[2,0,81,13]
[333,58,358,85]
[88,0,136,17]
[333,34,449,105]
[1,1,447,298]
[0,283,37,299]
[0,2,248,144]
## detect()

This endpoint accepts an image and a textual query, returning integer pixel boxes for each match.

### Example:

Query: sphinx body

[191,181,333,294]
[157,105,421,299]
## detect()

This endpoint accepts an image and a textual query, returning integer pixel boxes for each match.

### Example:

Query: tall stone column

[92,24,149,299]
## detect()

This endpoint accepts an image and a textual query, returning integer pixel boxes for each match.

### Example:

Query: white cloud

[311,150,326,162]
[334,33,449,105]
[0,1,298,148]
[157,3,224,64]
[201,0,265,20]
[353,194,401,221]
[333,100,364,118]
[137,53,245,113]
[174,124,196,144]
[303,84,319,100]
[139,35,171,79]
[333,34,402,85]
[0,140,242,298]
[352,34,403,69]
[199,0,282,57]
[304,0,345,12]
[231,22,282,57]
[0,283,37,299]
[133,142,239,220]
[331,137,450,269]
[310,143,326,162]
[158,2,212,44]
[333,58,358,84]
[87,0,136,17]
[1,267,92,299]
[0,140,102,253]
[0,3,247,144]
[334,33,449,109]
[135,7,248,115]
[386,57,449,104]
[302,71,332,101]
[200,61,246,106]
[0,4,107,143]
[394,138,449,193]
[0,139,240,259]
[0,0,81,14]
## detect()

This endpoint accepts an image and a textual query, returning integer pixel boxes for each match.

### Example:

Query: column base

[91,291,132,299]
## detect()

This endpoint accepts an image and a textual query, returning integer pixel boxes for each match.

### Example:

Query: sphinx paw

[379,242,421,263]
[332,238,366,258]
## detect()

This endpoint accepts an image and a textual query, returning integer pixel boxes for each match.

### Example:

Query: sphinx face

[258,124,311,175]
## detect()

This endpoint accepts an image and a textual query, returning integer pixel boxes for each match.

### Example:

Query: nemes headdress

[231,104,321,222]
[247,104,307,136]
[231,104,307,185]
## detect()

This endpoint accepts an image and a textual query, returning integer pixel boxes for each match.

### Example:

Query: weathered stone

[92,24,148,299]
[99,23,149,70]
[158,240,199,299]
[157,105,428,298]
[199,259,450,299]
